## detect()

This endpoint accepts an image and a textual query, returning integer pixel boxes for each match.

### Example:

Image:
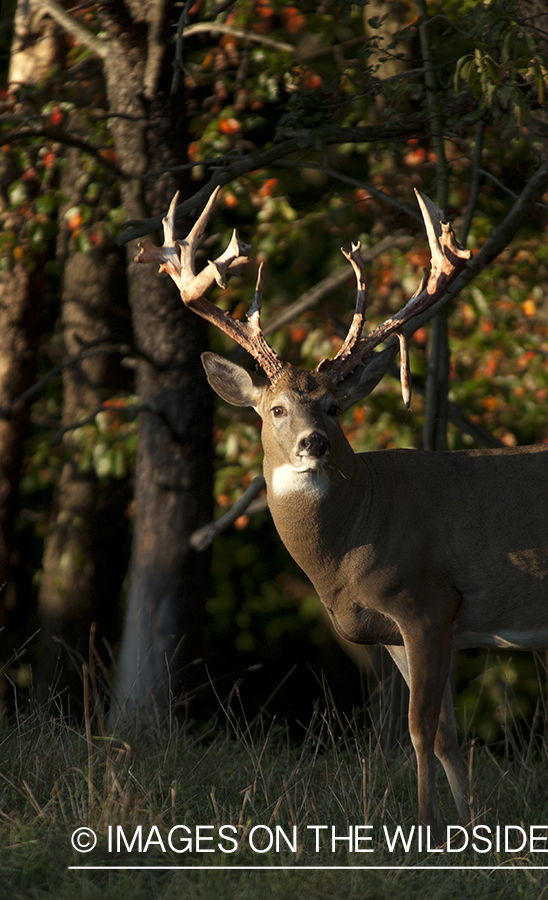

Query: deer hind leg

[387,632,453,844]
[388,639,474,833]
[434,660,475,827]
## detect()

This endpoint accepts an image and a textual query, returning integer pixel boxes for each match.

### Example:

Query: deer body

[223,363,548,655]
[201,356,548,837]
[268,437,548,655]
[138,185,546,841]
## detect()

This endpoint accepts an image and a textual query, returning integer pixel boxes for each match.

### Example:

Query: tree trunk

[0,0,60,633]
[36,146,131,709]
[0,260,42,629]
[97,4,214,718]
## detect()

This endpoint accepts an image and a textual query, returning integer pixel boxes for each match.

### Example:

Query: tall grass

[2,661,548,900]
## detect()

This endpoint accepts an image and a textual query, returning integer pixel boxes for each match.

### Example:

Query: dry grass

[2,665,548,899]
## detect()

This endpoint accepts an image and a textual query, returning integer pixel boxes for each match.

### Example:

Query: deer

[135,186,548,843]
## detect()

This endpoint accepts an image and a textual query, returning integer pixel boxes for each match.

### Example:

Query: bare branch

[190,476,267,551]
[0,342,152,418]
[0,125,128,178]
[171,0,195,95]
[115,122,426,245]
[179,22,294,55]
[49,400,147,446]
[276,160,424,223]
[37,0,108,58]
[460,118,485,246]
[416,0,448,210]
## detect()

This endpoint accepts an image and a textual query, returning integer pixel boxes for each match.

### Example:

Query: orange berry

[283,6,306,32]
[354,188,369,213]
[224,190,238,208]
[50,106,63,126]
[259,177,278,197]
[218,117,241,135]
[67,211,83,232]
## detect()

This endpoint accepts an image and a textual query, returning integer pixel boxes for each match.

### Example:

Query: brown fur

[203,354,548,840]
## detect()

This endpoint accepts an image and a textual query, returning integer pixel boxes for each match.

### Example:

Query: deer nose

[298,431,330,459]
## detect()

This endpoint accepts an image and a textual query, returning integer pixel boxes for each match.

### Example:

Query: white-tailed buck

[137,187,548,841]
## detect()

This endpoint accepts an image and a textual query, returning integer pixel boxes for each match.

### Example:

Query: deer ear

[201,352,268,409]
[336,344,398,411]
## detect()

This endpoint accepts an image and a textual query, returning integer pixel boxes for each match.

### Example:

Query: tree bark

[0,259,42,629]
[36,146,131,709]
[96,4,214,718]
[0,0,59,633]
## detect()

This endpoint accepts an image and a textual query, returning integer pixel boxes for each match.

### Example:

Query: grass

[2,670,548,900]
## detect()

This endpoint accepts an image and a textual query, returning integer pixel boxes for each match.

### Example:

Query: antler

[135,188,287,382]
[137,187,471,402]
[317,189,472,401]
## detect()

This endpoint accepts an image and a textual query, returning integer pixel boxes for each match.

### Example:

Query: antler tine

[316,242,368,377]
[135,191,286,382]
[181,186,223,273]
[248,260,265,320]
[320,190,472,393]
[398,332,411,408]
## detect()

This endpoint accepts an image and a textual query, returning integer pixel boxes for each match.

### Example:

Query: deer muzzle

[297,431,330,463]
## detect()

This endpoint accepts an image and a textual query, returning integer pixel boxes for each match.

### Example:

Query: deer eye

[327,405,340,417]
[272,405,285,418]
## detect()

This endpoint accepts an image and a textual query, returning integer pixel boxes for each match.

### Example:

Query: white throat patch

[270,464,330,499]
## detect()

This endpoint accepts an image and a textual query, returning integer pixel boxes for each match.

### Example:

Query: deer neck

[262,437,369,584]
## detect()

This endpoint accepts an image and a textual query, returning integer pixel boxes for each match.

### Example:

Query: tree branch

[0,125,129,179]
[115,121,426,244]
[190,476,267,551]
[0,342,154,418]
[37,0,108,58]
[179,22,294,55]
[49,400,150,446]
[276,160,424,224]
[460,118,485,246]
[171,0,195,95]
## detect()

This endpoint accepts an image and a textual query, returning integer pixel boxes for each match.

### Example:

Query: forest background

[0,0,548,752]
